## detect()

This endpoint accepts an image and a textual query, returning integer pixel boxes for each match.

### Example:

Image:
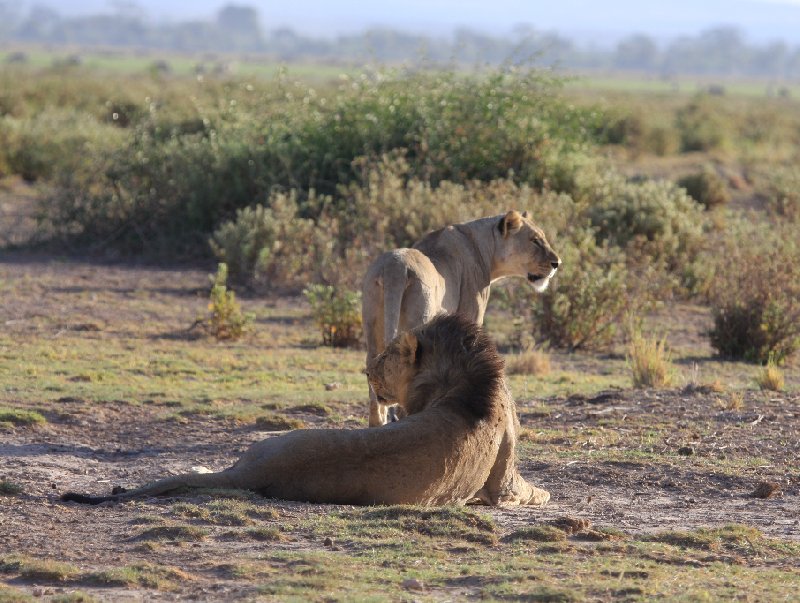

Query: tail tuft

[61,491,118,505]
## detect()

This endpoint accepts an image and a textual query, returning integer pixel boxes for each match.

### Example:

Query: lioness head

[493,210,561,292]
[365,330,419,412]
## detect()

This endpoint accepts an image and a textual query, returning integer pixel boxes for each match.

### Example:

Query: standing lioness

[363,210,560,426]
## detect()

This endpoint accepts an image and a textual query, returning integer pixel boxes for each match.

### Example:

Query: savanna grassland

[1,55,799,601]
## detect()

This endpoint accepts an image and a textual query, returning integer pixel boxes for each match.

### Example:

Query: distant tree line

[2,2,800,78]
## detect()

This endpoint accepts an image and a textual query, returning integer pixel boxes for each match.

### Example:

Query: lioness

[363,210,560,425]
[61,315,549,507]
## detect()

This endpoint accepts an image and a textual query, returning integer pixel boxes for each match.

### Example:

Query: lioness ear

[521,210,529,218]
[399,331,418,363]
[498,210,523,238]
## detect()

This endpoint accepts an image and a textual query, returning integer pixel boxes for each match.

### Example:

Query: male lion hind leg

[62,470,240,505]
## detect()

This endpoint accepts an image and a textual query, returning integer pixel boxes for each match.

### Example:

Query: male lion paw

[526,486,550,507]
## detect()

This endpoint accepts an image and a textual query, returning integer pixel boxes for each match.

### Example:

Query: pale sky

[27,1,800,44]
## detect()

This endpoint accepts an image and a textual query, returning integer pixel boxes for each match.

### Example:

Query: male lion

[363,210,560,425]
[61,315,549,507]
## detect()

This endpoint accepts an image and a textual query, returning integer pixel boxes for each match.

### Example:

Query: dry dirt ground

[1,255,799,601]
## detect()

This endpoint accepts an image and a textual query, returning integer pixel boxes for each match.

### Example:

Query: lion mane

[62,314,548,507]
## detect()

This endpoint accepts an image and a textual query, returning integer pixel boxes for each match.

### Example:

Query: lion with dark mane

[62,314,549,507]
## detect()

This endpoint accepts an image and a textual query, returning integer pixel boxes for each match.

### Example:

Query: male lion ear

[521,210,529,218]
[399,331,418,362]
[499,210,523,238]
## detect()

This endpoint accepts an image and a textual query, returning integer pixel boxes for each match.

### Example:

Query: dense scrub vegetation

[2,63,799,361]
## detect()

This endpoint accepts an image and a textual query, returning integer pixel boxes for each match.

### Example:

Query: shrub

[532,228,636,351]
[197,263,253,340]
[210,155,578,293]
[0,110,123,182]
[763,166,800,221]
[583,174,707,286]
[641,123,681,157]
[304,285,362,348]
[210,192,325,289]
[708,221,800,363]
[36,67,594,255]
[678,167,731,209]
[336,153,542,249]
[628,328,673,389]
[676,96,728,152]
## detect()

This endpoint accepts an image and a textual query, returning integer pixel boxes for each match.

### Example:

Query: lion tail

[381,257,409,346]
[61,470,240,505]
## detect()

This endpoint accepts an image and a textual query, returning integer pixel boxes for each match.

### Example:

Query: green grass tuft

[505,525,568,543]
[0,408,46,426]
[82,563,191,591]
[133,525,208,542]
[0,480,23,496]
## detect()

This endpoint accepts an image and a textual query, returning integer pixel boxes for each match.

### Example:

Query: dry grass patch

[756,357,785,391]
[133,525,208,542]
[506,348,552,376]
[643,524,800,559]
[505,525,567,543]
[0,585,34,602]
[628,330,673,388]
[254,413,305,430]
[244,527,285,542]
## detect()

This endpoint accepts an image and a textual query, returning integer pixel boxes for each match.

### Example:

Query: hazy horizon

[15,0,800,46]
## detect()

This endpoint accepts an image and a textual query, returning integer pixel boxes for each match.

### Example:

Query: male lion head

[365,314,504,421]
[493,210,561,292]
[365,330,419,414]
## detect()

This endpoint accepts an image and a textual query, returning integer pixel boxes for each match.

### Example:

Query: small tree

[199,263,253,340]
[304,285,362,348]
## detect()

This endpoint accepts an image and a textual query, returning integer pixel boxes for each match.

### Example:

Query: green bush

[678,167,731,209]
[532,228,635,351]
[210,192,323,289]
[211,155,575,292]
[198,263,253,341]
[0,110,123,181]
[708,221,800,363]
[304,284,362,348]
[584,174,706,279]
[676,96,728,152]
[763,166,800,221]
[36,67,594,255]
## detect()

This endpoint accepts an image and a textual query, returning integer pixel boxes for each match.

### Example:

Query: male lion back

[362,248,445,360]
